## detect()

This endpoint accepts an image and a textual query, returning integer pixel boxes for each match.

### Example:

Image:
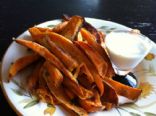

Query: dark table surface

[0,0,156,115]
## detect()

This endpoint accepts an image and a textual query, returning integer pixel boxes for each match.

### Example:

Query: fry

[81,28,115,78]
[43,66,88,116]
[77,74,93,89]
[83,19,103,43]
[46,32,104,95]
[29,28,87,69]
[29,27,46,41]
[9,15,143,115]
[36,87,55,105]
[30,27,79,72]
[63,77,94,99]
[102,102,113,110]
[101,80,118,106]
[16,39,89,96]
[73,63,94,84]
[104,78,142,100]
[8,53,40,81]
[75,41,107,77]
[80,28,96,42]
[60,15,84,41]
[64,88,75,100]
[46,38,78,72]
[15,39,76,83]
[37,66,59,105]
[35,27,52,33]
[62,15,105,43]
[27,61,43,91]
[38,66,47,88]
[45,61,63,88]
[93,74,104,96]
[52,21,68,33]
[47,32,95,82]
[79,90,104,112]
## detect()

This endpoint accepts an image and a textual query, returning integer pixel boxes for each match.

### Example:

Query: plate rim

[0,17,154,115]
[0,64,21,115]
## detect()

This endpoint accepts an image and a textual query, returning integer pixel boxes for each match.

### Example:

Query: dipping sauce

[105,31,152,70]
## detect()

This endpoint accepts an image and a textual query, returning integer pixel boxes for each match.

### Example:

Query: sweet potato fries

[8,15,142,116]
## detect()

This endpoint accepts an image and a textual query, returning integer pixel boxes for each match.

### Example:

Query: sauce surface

[105,31,152,70]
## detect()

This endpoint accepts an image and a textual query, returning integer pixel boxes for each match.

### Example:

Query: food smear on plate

[8,15,142,116]
[105,31,152,70]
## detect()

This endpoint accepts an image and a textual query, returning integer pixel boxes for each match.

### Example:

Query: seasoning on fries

[8,15,142,116]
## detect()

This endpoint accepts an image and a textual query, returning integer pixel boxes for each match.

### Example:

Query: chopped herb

[144,112,156,116]
[47,25,56,28]
[98,26,108,29]
[129,112,141,116]
[11,88,23,96]
[24,99,39,109]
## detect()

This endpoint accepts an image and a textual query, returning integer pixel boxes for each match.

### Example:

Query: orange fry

[8,53,40,81]
[36,87,55,105]
[79,90,104,112]
[47,32,95,83]
[15,39,76,83]
[74,41,108,77]
[60,15,84,41]
[102,102,114,110]
[77,74,93,89]
[30,28,87,65]
[8,15,143,115]
[35,27,52,33]
[15,39,89,96]
[30,27,79,72]
[81,28,115,78]
[93,74,104,96]
[101,80,118,106]
[43,66,88,116]
[44,61,63,88]
[46,32,104,95]
[29,27,46,41]
[38,66,47,88]
[80,28,97,42]
[30,27,55,48]
[63,77,94,99]
[52,32,103,95]
[16,39,89,97]
[104,78,142,100]
[27,62,43,91]
[73,63,94,84]
[64,88,76,100]
[17,39,100,100]
[52,21,68,33]
[46,38,78,72]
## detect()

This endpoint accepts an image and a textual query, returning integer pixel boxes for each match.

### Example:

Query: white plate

[1,18,156,116]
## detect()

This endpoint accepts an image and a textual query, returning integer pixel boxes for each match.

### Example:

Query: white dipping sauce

[105,31,152,70]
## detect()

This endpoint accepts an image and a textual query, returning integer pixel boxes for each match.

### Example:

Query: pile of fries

[8,15,142,116]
